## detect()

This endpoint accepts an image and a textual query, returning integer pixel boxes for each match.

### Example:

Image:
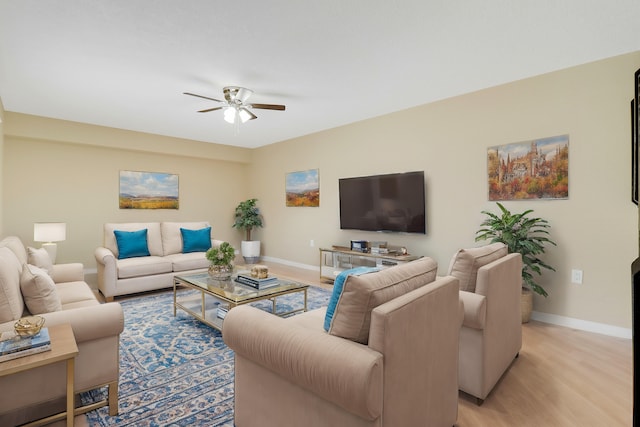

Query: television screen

[339,171,426,234]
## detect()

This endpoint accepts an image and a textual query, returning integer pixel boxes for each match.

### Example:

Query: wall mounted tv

[339,171,426,234]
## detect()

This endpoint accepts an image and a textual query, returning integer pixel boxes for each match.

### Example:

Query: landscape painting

[119,170,179,209]
[286,169,319,207]
[487,135,569,201]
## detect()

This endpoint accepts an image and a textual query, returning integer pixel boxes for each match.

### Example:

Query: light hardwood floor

[263,261,634,427]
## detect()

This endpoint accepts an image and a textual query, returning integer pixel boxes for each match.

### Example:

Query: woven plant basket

[521,287,533,323]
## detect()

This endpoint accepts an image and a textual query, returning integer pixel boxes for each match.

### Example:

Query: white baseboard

[530,311,632,340]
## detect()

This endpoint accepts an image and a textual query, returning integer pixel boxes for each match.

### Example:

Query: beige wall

[1,52,639,330]
[2,114,252,269]
[251,52,640,329]
[0,98,4,236]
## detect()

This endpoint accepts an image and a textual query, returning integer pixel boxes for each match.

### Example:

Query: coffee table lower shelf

[173,273,309,331]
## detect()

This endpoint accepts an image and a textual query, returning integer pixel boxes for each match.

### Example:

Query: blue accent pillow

[181,227,212,253]
[114,229,150,259]
[324,266,380,332]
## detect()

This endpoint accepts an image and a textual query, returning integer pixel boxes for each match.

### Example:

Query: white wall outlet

[571,269,583,284]
[310,239,315,247]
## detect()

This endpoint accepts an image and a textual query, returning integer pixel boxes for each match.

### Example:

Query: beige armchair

[449,244,523,404]
[223,258,461,427]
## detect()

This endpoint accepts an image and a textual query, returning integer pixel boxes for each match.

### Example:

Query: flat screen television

[339,171,426,234]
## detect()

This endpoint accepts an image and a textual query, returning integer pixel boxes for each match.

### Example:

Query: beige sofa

[95,221,224,301]
[223,258,462,427]
[0,236,124,426]
[448,243,523,404]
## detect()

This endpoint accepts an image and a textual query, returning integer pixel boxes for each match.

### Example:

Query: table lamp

[34,222,66,263]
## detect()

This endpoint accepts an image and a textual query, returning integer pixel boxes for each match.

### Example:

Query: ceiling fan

[184,86,285,124]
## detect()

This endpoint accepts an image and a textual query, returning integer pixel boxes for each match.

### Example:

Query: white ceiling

[1,1,639,149]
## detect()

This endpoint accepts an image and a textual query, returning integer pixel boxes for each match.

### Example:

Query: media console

[319,246,421,282]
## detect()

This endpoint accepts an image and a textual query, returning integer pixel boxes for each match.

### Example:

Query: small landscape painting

[286,169,319,207]
[119,170,179,209]
[487,135,569,201]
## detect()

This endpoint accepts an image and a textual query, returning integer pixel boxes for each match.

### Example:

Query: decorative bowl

[14,315,45,337]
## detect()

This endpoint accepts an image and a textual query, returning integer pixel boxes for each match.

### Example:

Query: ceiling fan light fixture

[223,106,237,124]
[238,107,253,123]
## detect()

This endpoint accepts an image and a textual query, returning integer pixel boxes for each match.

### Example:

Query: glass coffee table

[173,270,309,331]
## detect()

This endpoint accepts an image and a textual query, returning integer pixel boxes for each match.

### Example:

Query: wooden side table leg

[67,358,75,427]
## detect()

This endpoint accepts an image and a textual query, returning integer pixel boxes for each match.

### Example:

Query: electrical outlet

[571,269,583,284]
[310,239,315,247]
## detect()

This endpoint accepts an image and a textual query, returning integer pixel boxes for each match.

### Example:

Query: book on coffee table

[235,274,280,290]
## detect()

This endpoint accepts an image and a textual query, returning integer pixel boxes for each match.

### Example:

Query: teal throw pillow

[324,266,380,332]
[114,229,150,259]
[181,227,212,253]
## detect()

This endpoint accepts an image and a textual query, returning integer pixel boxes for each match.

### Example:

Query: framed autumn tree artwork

[487,135,569,201]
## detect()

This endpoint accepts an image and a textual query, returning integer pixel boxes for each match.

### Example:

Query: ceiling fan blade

[250,103,286,111]
[197,106,224,113]
[184,92,223,103]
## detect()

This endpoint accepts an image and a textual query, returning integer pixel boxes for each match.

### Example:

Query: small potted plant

[206,242,235,280]
[232,198,264,264]
[475,202,556,322]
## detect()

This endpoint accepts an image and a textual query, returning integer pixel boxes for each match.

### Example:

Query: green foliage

[232,198,263,241]
[475,202,556,297]
[206,242,235,266]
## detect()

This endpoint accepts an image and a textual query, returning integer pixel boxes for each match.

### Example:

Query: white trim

[530,311,631,339]
[261,256,319,272]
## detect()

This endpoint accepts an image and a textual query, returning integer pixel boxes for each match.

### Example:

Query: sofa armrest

[459,290,487,330]
[50,263,84,283]
[95,246,117,300]
[38,302,124,343]
[223,305,383,421]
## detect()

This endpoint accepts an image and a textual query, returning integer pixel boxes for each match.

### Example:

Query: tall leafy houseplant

[233,198,264,263]
[475,202,556,297]
[232,198,263,241]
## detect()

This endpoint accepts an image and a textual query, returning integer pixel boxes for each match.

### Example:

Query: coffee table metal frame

[173,271,309,330]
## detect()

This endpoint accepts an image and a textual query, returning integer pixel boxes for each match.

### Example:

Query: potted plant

[232,198,264,264]
[475,202,556,322]
[206,242,235,280]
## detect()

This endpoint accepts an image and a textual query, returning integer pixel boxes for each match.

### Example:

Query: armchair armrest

[223,305,383,421]
[39,302,124,343]
[50,262,84,283]
[459,290,487,330]
[95,246,117,300]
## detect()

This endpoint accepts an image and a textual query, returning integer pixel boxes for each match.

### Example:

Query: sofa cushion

[324,266,379,332]
[0,236,28,265]
[20,264,62,314]
[326,257,438,344]
[165,253,210,272]
[55,281,98,306]
[161,222,211,256]
[104,222,163,257]
[181,227,212,253]
[116,256,173,279]
[114,229,151,259]
[448,242,508,292]
[27,246,53,275]
[0,247,25,323]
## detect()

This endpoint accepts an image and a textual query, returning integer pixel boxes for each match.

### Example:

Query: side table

[0,323,78,427]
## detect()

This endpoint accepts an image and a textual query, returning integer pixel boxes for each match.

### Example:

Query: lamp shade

[34,222,67,242]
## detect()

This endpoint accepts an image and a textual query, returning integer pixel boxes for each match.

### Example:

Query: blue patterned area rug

[82,285,332,426]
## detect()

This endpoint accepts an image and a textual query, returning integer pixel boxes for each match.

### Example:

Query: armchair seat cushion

[116,256,173,279]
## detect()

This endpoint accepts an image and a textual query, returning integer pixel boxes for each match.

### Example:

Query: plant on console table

[475,202,556,322]
[206,242,235,280]
[232,198,264,264]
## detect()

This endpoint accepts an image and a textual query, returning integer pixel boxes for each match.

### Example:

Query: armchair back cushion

[447,243,508,292]
[327,257,438,344]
